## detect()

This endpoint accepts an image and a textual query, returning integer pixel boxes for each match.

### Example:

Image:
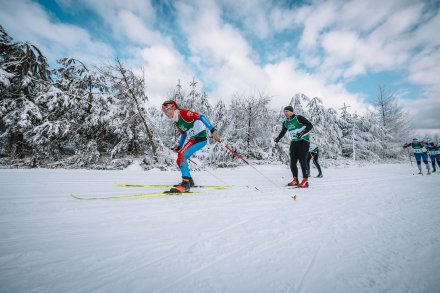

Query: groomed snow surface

[0,163,439,293]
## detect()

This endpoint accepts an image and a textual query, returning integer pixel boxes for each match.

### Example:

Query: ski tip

[70,193,89,200]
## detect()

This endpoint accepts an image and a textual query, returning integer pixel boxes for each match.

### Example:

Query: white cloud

[55,0,194,106]
[176,1,251,65]
[263,58,365,111]
[402,95,440,131]
[173,0,366,113]
[56,0,155,23]
[0,0,114,65]
[2,0,439,134]
[114,9,169,46]
[135,45,194,105]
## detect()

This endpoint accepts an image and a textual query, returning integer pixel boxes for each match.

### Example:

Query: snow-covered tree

[29,58,113,164]
[323,108,343,158]
[338,103,355,158]
[373,84,409,158]
[289,93,309,116]
[374,84,407,135]
[100,59,159,162]
[226,92,274,160]
[0,25,51,160]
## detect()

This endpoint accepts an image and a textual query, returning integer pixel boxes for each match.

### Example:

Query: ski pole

[188,157,229,185]
[221,142,288,192]
[406,148,413,166]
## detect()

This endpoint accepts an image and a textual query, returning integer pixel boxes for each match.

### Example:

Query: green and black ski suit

[275,114,313,179]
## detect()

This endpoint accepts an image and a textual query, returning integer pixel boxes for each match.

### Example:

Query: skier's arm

[275,123,287,142]
[178,133,187,148]
[199,114,220,141]
[199,115,216,133]
[297,115,313,134]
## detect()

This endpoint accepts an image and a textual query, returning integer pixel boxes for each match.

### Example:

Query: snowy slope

[0,163,439,293]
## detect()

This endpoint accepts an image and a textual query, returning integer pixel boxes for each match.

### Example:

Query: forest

[0,25,410,170]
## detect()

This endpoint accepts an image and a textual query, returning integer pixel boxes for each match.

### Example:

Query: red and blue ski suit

[172,109,216,178]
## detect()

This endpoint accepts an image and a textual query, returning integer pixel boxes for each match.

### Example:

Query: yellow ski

[115,182,232,189]
[70,191,201,200]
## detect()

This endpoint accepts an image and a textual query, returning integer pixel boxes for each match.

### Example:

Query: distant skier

[426,141,440,173]
[275,105,313,188]
[307,142,323,178]
[403,138,430,175]
[162,100,220,193]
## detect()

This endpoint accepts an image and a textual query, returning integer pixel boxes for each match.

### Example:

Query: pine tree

[100,59,159,162]
[31,58,112,165]
[227,92,273,160]
[0,25,51,161]
[289,93,309,116]
[338,103,355,158]
[323,107,343,158]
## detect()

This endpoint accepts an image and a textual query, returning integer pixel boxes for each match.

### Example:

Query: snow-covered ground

[0,163,439,293]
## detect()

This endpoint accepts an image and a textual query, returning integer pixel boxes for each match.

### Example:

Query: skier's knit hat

[284,105,294,112]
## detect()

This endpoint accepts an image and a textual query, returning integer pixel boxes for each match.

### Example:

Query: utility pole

[340,103,356,161]
[352,114,356,161]
[190,76,197,110]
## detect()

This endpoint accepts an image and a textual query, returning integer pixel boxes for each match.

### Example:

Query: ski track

[0,164,439,292]
[97,215,259,290]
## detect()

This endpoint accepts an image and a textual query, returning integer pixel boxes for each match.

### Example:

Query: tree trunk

[116,59,158,162]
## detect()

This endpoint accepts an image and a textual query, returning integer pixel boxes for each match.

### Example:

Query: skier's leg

[290,141,299,178]
[307,153,312,176]
[313,153,322,176]
[422,154,430,173]
[431,156,436,172]
[179,139,207,179]
[298,140,310,179]
[171,139,207,193]
[415,154,422,173]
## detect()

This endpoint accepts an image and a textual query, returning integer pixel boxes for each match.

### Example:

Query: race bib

[289,126,305,139]
[187,128,197,137]
[413,148,425,154]
[186,120,205,138]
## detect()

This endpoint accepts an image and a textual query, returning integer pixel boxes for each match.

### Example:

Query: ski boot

[168,177,190,193]
[316,173,323,178]
[297,178,309,188]
[174,177,195,187]
[288,177,298,186]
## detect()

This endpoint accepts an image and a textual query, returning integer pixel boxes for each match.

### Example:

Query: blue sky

[1,0,439,134]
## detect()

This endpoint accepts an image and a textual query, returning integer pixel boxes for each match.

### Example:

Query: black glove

[296,131,305,138]
[274,138,280,143]
[171,145,181,152]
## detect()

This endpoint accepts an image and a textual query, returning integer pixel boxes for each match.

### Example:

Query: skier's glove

[171,145,181,153]
[296,131,305,138]
[403,143,408,148]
